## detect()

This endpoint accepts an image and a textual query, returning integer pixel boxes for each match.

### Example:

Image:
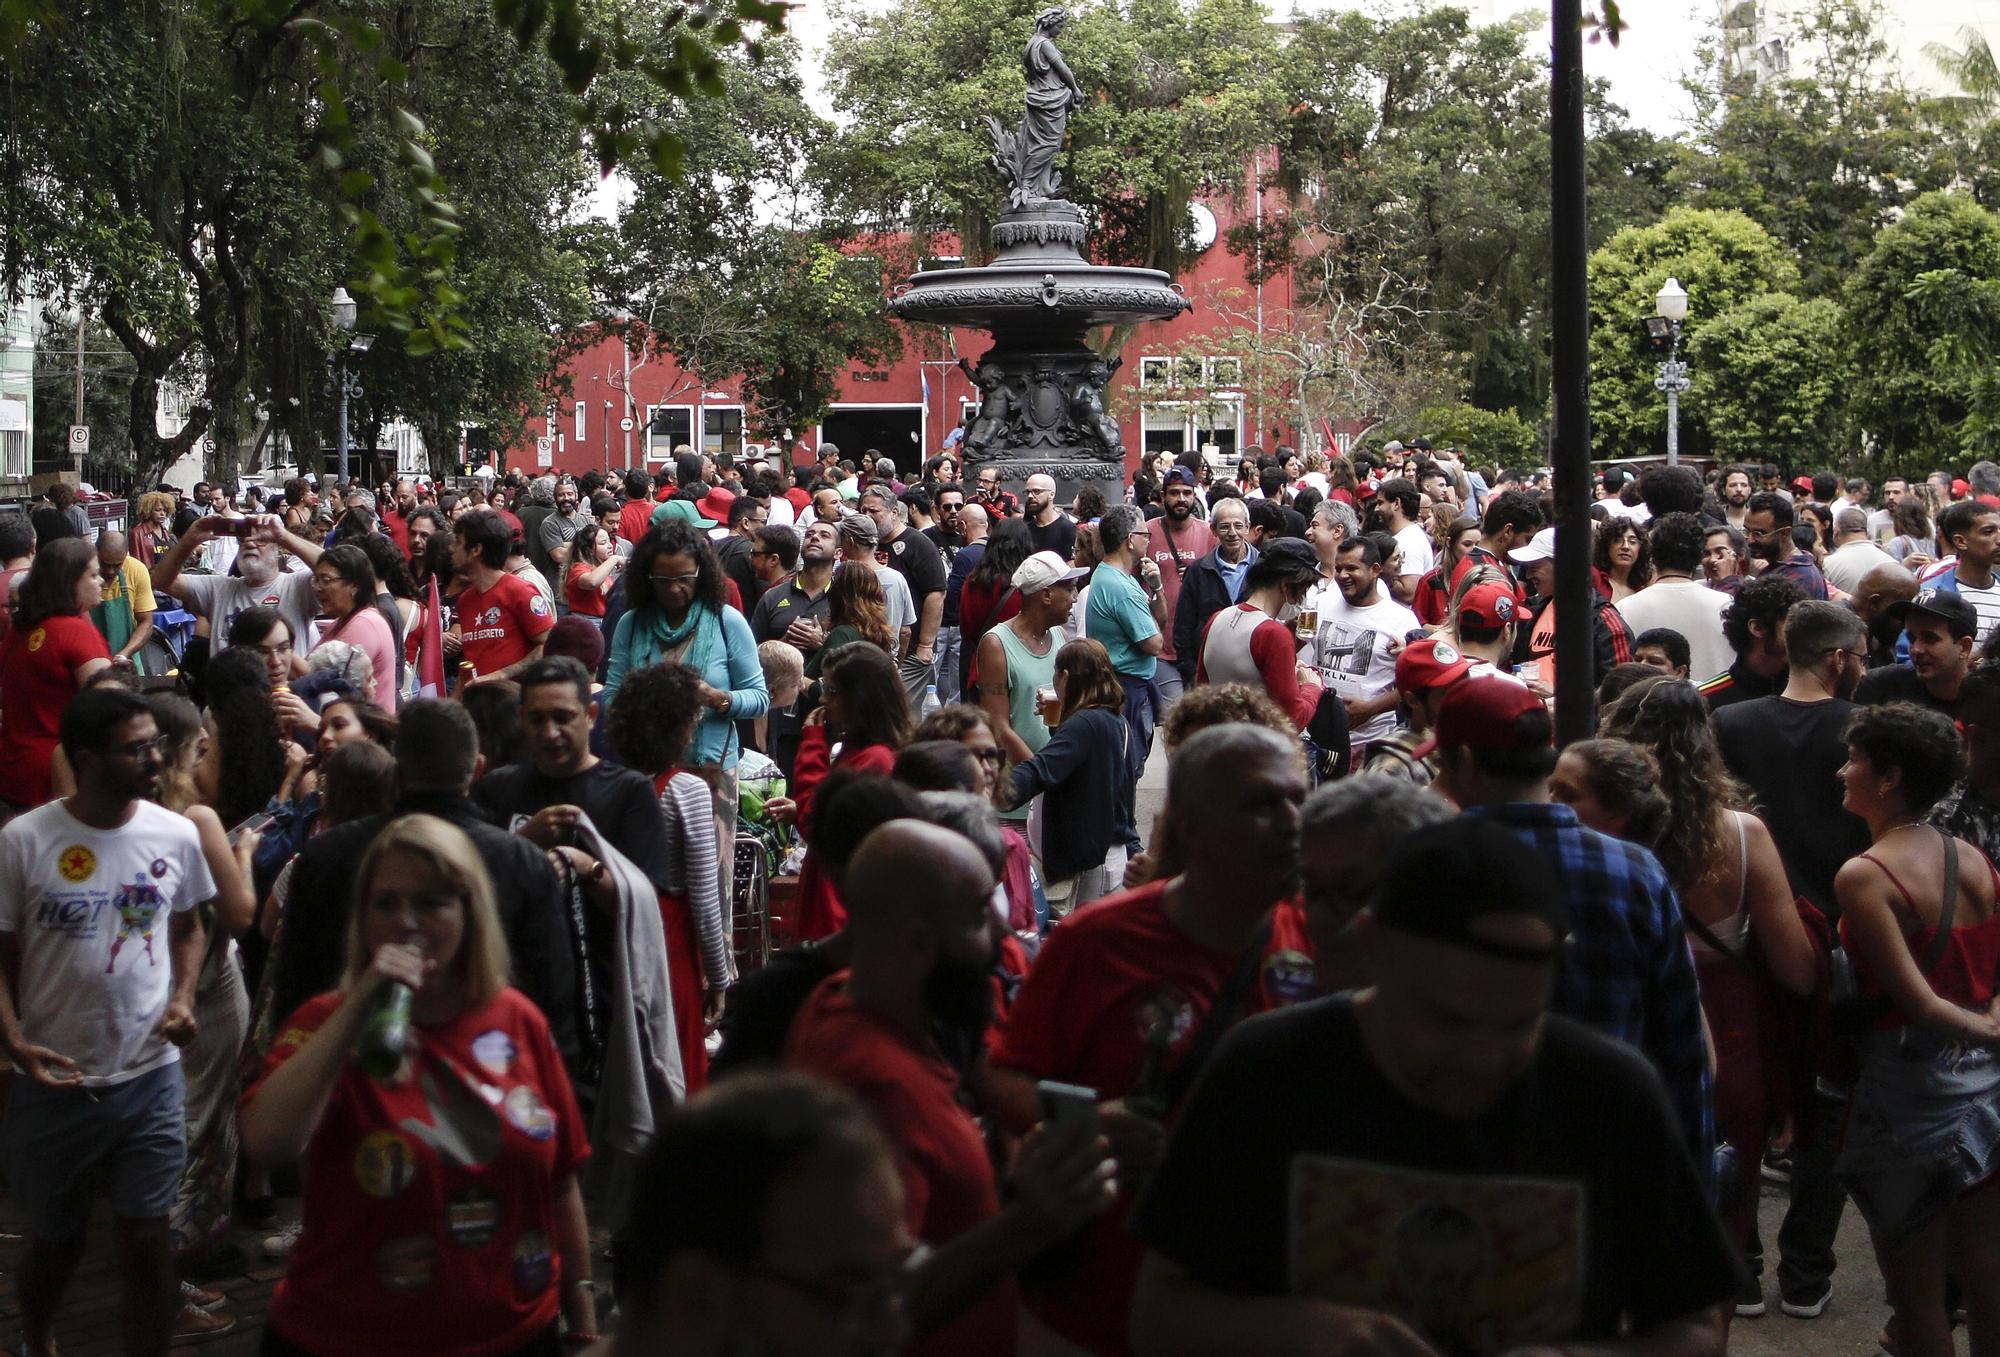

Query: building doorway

[820,405,923,466]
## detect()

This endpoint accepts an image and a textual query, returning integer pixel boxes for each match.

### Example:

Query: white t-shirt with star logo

[0,800,215,1085]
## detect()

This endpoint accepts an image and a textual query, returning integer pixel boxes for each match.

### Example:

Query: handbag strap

[1920,828,1960,978]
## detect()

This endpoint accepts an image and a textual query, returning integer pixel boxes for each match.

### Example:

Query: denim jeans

[935,625,962,705]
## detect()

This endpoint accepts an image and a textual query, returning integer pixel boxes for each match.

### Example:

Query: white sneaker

[261,1220,303,1259]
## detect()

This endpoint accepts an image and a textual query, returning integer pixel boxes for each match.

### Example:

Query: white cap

[1508,527,1557,565]
[1013,550,1089,594]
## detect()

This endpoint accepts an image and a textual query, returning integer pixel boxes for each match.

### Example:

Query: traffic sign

[68,425,89,457]
[535,437,554,468]
[620,417,635,432]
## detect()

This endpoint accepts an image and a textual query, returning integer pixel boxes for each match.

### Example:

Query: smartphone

[228,809,276,845]
[211,517,250,537]
[1036,1080,1100,1139]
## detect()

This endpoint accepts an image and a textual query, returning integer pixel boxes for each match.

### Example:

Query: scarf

[633,602,722,676]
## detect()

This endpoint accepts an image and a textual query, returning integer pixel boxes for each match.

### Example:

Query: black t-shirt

[1713,694,1869,914]
[474,760,674,893]
[879,526,948,607]
[1133,997,1740,1348]
[1856,662,1962,720]
[1027,512,1078,562]
[709,941,837,1078]
[749,573,832,646]
[716,534,763,614]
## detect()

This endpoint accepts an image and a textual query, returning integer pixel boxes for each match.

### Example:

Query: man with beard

[1855,589,1976,719]
[1742,492,1829,600]
[1146,466,1215,701]
[1023,473,1077,561]
[785,820,1115,1357]
[151,508,325,649]
[380,476,419,555]
[1712,601,1871,1321]
[1719,465,1754,528]
[1304,537,1419,764]
[1867,475,1908,543]
[1,686,217,1352]
[1850,562,1920,668]
[539,477,594,577]
[986,725,1313,1357]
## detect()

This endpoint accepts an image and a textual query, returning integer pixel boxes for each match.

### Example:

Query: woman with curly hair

[1833,701,2000,1357]
[133,490,178,567]
[142,694,259,1323]
[1599,674,1816,1276]
[196,646,292,829]
[1593,515,1652,604]
[805,560,894,680]
[607,519,769,923]
[1549,737,1669,844]
[606,662,733,1092]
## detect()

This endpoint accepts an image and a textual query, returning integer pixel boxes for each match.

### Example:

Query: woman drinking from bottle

[239,814,596,1356]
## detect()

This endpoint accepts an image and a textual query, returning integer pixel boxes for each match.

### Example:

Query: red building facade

[514,184,1301,482]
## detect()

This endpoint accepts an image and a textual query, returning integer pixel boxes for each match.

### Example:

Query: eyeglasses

[740,1248,925,1339]
[970,748,1005,765]
[1746,525,1791,540]
[111,736,168,759]
[649,572,701,586]
[251,640,293,658]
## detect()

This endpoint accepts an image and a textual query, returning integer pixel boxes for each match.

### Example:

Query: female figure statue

[990,8,1085,208]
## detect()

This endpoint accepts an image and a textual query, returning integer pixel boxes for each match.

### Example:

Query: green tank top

[992,621,1063,821]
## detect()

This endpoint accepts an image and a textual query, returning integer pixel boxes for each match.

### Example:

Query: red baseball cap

[1955,478,1972,498]
[1457,581,1522,631]
[1415,675,1552,758]
[1395,637,1471,695]
[1791,475,1814,496]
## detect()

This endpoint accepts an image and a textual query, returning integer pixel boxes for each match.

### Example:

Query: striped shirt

[659,771,731,988]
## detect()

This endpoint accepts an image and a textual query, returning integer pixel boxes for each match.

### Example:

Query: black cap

[1260,536,1319,571]
[1411,437,1433,451]
[1890,587,1980,641]
[1372,817,1569,963]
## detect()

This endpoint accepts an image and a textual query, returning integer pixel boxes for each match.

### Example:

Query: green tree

[1676,0,1946,295]
[1843,190,2000,467]
[1683,293,1849,466]
[821,0,1290,290]
[615,39,900,442]
[1587,206,1801,459]
[1414,403,1543,467]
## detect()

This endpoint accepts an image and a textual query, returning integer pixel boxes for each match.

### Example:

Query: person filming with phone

[151,508,326,661]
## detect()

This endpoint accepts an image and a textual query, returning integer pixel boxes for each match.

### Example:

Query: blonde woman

[240,815,597,1354]
[133,491,178,568]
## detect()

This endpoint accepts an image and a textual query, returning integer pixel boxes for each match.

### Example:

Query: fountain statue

[888,10,1190,502]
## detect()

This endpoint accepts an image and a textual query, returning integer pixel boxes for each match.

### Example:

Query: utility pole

[1550,0,1595,745]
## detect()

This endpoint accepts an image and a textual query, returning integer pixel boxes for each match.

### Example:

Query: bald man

[93,529,156,672]
[785,820,1112,1357]
[938,501,991,701]
[988,724,1311,1355]
[1852,561,1920,667]
[1023,473,1076,560]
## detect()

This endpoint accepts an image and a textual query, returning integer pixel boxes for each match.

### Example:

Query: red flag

[417,575,444,697]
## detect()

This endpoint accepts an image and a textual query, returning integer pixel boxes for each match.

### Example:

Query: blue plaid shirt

[1464,801,1715,1169]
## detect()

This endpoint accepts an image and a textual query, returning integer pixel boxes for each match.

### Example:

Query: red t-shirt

[617,499,655,547]
[455,574,554,677]
[0,614,110,805]
[563,562,607,618]
[990,880,1311,1354]
[380,508,412,556]
[244,988,588,1357]
[786,975,1015,1357]
[1148,515,1214,662]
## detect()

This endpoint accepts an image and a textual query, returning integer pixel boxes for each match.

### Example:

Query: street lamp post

[1649,276,1691,466]
[329,287,374,485]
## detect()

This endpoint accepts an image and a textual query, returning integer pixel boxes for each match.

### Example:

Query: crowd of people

[4,438,2000,1357]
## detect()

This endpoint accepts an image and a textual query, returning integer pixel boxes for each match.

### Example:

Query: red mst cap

[1954,478,1972,498]
[1395,637,1471,695]
[1457,581,1522,631]
[1417,675,1553,758]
